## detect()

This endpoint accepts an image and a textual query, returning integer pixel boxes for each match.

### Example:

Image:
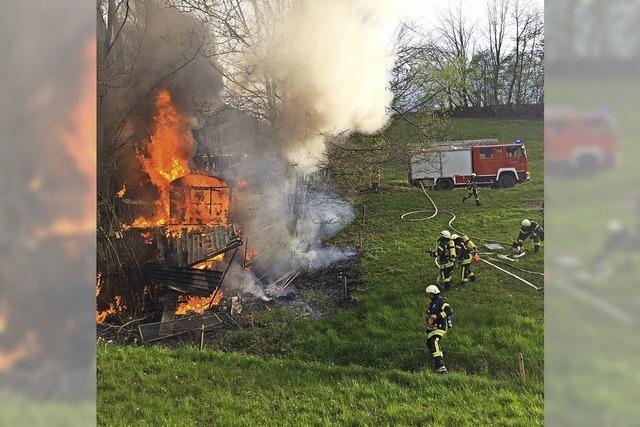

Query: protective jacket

[436,236,456,267]
[517,221,543,243]
[426,295,453,331]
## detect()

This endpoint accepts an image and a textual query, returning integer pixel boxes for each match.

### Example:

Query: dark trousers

[463,188,480,205]
[460,259,475,282]
[439,264,454,288]
[427,329,446,368]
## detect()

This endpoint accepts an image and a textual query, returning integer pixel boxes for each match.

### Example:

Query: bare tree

[486,0,509,106]
[436,2,476,108]
[507,0,535,105]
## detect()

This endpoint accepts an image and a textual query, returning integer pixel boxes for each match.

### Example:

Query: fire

[96,296,126,324]
[96,275,126,323]
[192,253,224,270]
[133,89,195,226]
[116,183,126,198]
[176,290,224,315]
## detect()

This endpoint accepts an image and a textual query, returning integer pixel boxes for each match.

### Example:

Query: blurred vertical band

[0,0,96,425]
[546,0,640,425]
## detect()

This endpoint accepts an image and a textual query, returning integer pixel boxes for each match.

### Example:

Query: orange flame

[192,253,224,270]
[133,89,194,227]
[176,291,224,315]
[116,183,126,198]
[96,296,126,324]
[96,275,126,323]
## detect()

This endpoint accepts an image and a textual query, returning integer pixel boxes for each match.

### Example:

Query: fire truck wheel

[436,178,454,191]
[498,173,516,189]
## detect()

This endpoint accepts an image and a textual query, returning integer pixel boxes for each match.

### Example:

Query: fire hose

[402,182,543,290]
[400,182,438,221]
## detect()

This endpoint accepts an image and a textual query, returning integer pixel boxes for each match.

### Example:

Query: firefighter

[462,173,481,206]
[425,285,453,373]
[512,219,544,255]
[371,169,381,193]
[428,230,457,290]
[451,234,477,283]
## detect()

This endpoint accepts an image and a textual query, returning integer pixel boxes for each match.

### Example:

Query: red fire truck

[546,110,618,175]
[409,139,530,190]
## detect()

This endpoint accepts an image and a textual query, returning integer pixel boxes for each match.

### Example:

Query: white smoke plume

[211,0,412,294]
[243,0,405,171]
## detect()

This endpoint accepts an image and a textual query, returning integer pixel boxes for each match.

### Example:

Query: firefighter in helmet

[425,285,453,373]
[462,173,481,206]
[428,230,457,290]
[512,219,544,255]
[451,234,478,283]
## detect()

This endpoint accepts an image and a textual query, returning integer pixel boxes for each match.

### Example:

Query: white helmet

[471,173,477,177]
[450,233,459,240]
[521,219,531,227]
[426,285,440,295]
[440,230,451,239]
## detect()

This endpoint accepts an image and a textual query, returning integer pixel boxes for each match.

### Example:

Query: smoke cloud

[217,0,408,293]
[249,0,401,171]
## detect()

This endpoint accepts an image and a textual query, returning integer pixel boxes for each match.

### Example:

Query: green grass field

[98,345,542,426]
[98,117,544,425]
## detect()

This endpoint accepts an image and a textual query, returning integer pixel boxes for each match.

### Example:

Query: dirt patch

[522,200,543,209]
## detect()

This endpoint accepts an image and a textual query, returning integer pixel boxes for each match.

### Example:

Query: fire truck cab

[409,139,530,190]
[545,110,618,175]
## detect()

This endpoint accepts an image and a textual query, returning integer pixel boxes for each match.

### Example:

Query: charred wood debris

[97,256,361,347]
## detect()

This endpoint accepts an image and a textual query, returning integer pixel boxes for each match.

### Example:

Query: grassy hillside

[97,117,544,425]
[216,117,544,377]
[98,345,543,426]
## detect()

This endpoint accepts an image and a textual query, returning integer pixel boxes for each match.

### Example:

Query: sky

[415,0,544,24]
[403,0,545,48]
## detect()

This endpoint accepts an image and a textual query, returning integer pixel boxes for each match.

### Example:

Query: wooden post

[243,237,248,269]
[199,324,205,351]
[343,276,348,298]
[361,204,366,227]
[517,353,526,385]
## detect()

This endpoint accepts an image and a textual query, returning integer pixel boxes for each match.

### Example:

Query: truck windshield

[506,146,525,158]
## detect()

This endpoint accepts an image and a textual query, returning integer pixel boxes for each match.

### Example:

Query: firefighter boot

[475,199,481,206]
[435,365,448,373]
[534,244,540,253]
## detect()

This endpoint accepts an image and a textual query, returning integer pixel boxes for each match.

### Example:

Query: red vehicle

[409,139,530,190]
[546,110,618,174]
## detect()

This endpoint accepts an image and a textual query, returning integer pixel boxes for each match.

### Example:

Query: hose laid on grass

[401,181,544,288]
[486,258,545,277]
[480,259,541,291]
[445,210,512,246]
[400,181,438,221]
